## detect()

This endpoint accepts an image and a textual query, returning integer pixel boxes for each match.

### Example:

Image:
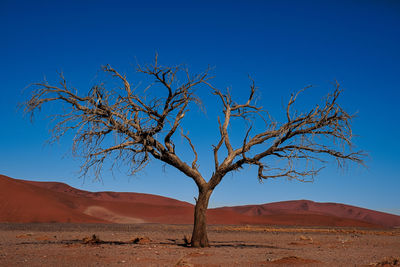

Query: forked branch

[23,56,209,187]
[208,80,364,189]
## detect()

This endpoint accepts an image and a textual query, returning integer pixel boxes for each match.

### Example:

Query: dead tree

[23,55,364,247]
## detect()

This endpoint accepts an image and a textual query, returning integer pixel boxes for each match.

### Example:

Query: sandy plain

[0,223,399,266]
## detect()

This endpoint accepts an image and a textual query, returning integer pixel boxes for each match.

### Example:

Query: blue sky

[1,0,399,214]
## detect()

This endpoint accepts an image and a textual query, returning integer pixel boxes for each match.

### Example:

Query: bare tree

[23,55,364,247]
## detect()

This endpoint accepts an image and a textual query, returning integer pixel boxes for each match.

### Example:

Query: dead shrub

[82,234,101,245]
[371,256,400,266]
[183,235,191,247]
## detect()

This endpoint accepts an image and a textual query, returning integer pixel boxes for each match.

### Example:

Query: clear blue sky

[1,0,399,214]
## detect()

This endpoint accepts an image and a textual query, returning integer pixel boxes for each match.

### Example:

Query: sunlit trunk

[191,188,212,247]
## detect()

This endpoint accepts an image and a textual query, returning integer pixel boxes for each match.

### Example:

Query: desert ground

[0,223,399,266]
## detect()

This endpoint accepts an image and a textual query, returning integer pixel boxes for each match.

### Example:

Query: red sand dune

[1,174,399,228]
[24,180,192,207]
[216,200,400,228]
[0,175,105,223]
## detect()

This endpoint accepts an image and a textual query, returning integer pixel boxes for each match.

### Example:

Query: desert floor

[0,223,399,266]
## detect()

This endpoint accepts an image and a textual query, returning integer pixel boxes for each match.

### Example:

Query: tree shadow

[18,239,129,246]
[17,237,295,250]
[210,241,295,250]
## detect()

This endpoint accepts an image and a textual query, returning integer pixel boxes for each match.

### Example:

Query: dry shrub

[183,235,191,247]
[82,234,101,245]
[371,256,400,266]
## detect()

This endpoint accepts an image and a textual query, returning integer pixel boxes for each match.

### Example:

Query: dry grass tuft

[82,234,101,245]
[183,235,191,247]
[370,256,400,266]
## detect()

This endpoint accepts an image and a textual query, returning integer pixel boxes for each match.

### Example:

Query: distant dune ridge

[1,174,399,228]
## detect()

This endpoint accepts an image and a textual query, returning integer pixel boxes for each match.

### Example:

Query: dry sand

[3,174,400,228]
[0,223,399,266]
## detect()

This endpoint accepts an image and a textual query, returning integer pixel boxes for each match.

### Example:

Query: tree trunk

[191,188,212,247]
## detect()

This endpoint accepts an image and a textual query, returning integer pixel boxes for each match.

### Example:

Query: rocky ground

[0,223,399,266]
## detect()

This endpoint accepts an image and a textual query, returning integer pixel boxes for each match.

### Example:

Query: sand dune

[216,200,400,227]
[83,206,146,223]
[0,175,105,223]
[25,180,192,207]
[1,174,399,227]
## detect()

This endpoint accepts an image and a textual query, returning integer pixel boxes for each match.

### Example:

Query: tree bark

[191,188,212,247]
